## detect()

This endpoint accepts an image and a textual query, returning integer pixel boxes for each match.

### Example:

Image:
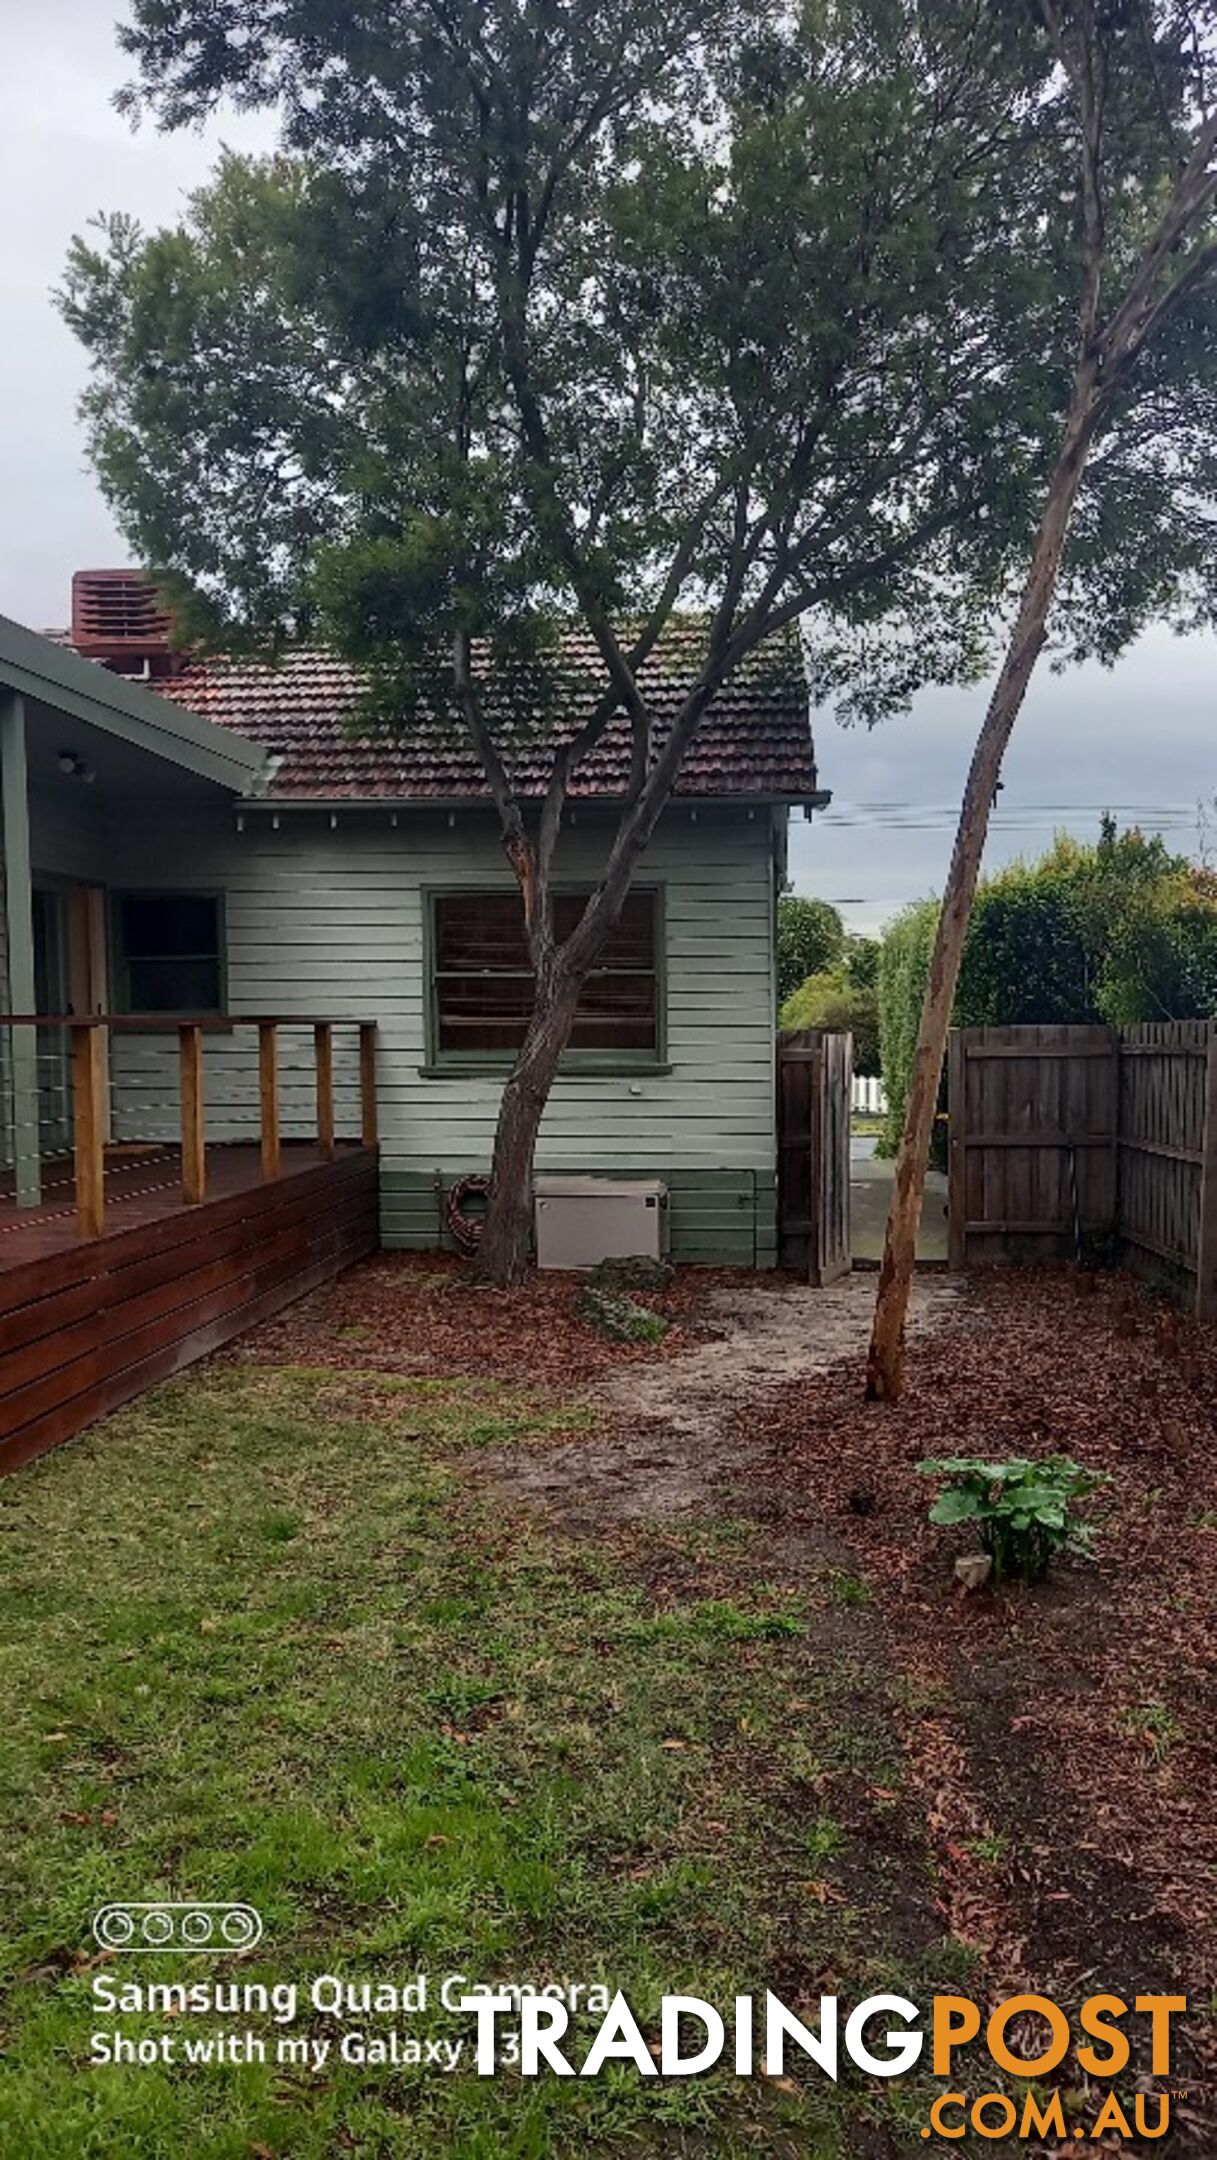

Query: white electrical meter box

[534,1176,669,1270]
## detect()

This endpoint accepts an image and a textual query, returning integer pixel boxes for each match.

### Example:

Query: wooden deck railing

[2,1014,378,1238]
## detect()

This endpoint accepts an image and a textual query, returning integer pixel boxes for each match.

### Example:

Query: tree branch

[452,627,546,959]
[1098,111,1217,380]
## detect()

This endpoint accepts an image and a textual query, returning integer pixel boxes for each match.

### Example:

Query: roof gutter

[240,788,833,814]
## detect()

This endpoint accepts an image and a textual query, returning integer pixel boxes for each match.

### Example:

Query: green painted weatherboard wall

[30,798,783,1266]
[381,1166,778,1268]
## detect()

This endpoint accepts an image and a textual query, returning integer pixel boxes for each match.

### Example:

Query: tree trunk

[476,972,581,1286]
[864,415,1095,1401]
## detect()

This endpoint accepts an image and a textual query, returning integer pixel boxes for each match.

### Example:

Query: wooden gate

[778,1029,853,1282]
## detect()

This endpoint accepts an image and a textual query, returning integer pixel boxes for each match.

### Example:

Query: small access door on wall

[778,1029,853,1283]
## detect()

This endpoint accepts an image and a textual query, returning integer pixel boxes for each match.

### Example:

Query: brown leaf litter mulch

[736,1268,1217,2136]
[229,1248,726,1386]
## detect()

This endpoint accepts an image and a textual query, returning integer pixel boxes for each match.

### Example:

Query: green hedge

[874,827,1217,1161]
[876,899,940,1154]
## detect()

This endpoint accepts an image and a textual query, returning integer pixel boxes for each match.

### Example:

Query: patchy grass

[13,1263,1210,2154]
[0,1363,952,2159]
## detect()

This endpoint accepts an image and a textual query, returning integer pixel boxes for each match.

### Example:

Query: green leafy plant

[1118,1700,1179,1764]
[875,823,1217,1173]
[916,1455,1107,1583]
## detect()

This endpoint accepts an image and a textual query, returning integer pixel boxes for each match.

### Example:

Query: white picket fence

[851,1074,887,1116]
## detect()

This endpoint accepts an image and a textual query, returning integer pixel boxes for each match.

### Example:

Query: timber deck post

[179,1024,206,1204]
[259,1022,281,1179]
[359,1024,378,1149]
[72,1022,107,1238]
[314,1023,335,1156]
[0,695,40,1207]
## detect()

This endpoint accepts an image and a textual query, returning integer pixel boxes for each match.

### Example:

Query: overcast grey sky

[2,4,1213,934]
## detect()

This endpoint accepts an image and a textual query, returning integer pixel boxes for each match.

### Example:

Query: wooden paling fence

[948,1021,1217,1317]
[1119,1021,1217,1308]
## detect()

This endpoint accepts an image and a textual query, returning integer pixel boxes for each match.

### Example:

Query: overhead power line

[818,799,1201,832]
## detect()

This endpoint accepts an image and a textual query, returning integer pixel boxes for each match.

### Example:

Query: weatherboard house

[0,572,825,1464]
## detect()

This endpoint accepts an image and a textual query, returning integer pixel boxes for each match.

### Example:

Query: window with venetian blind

[430,889,661,1060]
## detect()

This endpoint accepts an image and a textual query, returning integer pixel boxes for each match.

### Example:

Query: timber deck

[0,1141,379,1475]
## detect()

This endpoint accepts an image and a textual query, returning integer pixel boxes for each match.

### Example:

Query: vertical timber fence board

[1119,1020,1212,1305]
[814,1029,852,1286]
[947,1029,966,1271]
[1197,1028,1217,1321]
[777,1031,816,1275]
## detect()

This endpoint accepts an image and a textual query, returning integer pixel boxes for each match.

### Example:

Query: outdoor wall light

[57,750,96,784]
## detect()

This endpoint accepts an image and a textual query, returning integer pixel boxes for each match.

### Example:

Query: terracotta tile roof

[134,623,818,803]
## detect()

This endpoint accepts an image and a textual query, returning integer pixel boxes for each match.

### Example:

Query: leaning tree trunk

[476,970,582,1287]
[864,412,1096,1401]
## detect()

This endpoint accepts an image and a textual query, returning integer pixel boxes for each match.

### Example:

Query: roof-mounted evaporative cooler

[534,1176,669,1270]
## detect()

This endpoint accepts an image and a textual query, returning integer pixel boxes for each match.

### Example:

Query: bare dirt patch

[230,1254,961,1531]
[597,1273,959,1435]
[500,1273,962,1529]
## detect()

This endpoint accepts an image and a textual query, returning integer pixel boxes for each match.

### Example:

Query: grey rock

[954,1553,993,1593]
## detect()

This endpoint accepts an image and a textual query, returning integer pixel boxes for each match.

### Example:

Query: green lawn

[849,1114,886,1140]
[0,1363,954,2158]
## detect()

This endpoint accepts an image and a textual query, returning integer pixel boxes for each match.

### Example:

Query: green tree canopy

[1098,865,1217,1022]
[956,826,1198,1026]
[876,899,941,1154]
[843,936,881,992]
[776,895,845,1008]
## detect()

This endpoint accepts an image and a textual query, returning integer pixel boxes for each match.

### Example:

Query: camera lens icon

[92,1902,263,1954]
[95,1906,135,1951]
